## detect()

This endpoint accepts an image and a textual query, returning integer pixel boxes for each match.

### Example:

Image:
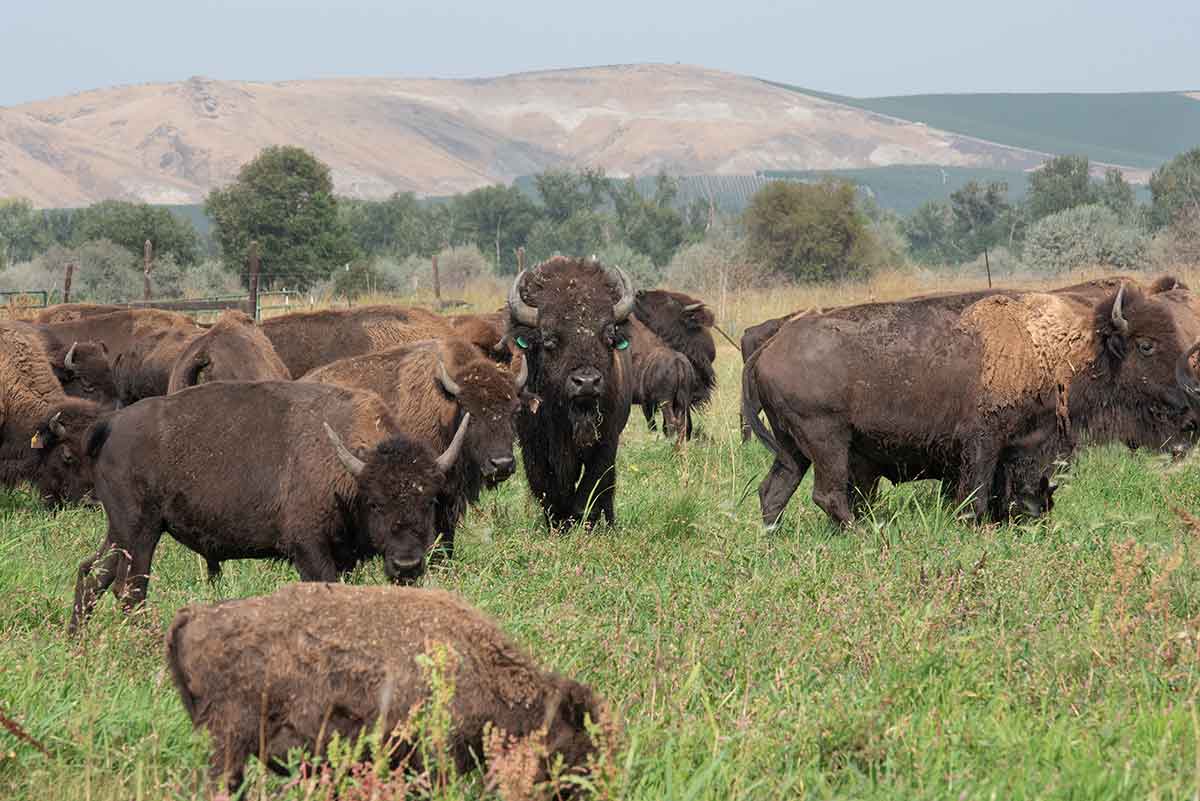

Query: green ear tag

[514,335,529,349]
[615,338,630,351]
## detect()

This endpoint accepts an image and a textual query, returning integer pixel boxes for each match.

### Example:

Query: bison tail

[85,419,112,461]
[673,356,696,423]
[165,606,200,722]
[741,353,778,455]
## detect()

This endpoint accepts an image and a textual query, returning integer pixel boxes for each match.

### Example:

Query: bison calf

[167,583,604,792]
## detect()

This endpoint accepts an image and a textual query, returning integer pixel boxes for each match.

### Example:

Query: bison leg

[759,455,808,529]
[847,457,885,515]
[643,401,658,431]
[69,534,127,634]
[956,437,1004,522]
[118,532,163,615]
[205,558,222,584]
[801,422,854,526]
[574,446,619,527]
[291,545,339,582]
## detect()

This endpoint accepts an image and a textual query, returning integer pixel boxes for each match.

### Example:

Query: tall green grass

[3,349,1200,799]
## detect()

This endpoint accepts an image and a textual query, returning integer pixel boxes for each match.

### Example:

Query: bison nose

[386,556,424,583]
[489,455,515,476]
[567,368,603,397]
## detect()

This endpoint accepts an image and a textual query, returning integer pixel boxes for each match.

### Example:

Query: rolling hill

[1,64,1078,208]
[771,82,1200,170]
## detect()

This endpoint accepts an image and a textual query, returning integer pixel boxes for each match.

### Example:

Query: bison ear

[521,390,542,415]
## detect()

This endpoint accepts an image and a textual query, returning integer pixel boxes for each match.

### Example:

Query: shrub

[664,229,774,296]
[1024,204,1149,274]
[180,259,246,298]
[594,242,659,289]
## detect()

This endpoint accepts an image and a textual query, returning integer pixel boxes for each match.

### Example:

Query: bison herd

[2,256,1199,791]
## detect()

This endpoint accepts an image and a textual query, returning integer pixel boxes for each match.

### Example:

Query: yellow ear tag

[30,434,42,449]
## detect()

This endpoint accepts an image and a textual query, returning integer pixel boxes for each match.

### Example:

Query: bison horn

[435,412,471,474]
[512,350,528,391]
[682,302,704,313]
[436,357,462,397]
[323,422,366,478]
[507,270,538,327]
[64,342,78,372]
[1176,341,1200,406]
[1111,285,1130,335]
[606,264,636,321]
[48,411,67,439]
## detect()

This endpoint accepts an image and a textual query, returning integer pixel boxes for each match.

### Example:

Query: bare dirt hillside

[2,64,1066,207]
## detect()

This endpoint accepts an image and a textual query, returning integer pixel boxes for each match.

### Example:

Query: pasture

[3,269,1200,800]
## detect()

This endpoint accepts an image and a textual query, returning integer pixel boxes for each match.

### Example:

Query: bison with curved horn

[744,284,1200,528]
[69,381,469,633]
[507,256,635,527]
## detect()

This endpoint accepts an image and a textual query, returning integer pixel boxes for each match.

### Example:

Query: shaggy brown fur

[29,398,108,506]
[166,583,603,792]
[69,381,468,632]
[44,341,118,409]
[34,304,125,324]
[507,257,634,527]
[303,338,524,557]
[448,311,508,358]
[167,311,290,393]
[0,326,74,488]
[745,285,1200,527]
[261,305,455,377]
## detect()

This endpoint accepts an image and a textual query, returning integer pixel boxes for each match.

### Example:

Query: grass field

[4,270,1200,800]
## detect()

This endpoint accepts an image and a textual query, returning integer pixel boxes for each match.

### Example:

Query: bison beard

[507,256,635,527]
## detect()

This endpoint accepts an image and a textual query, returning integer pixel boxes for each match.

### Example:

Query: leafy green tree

[607,174,686,267]
[901,201,955,263]
[1026,155,1096,221]
[340,192,437,259]
[950,180,1010,260]
[72,200,200,265]
[534,168,607,223]
[525,210,608,264]
[1149,147,1200,229]
[1096,168,1137,221]
[743,179,879,282]
[206,146,357,289]
[452,185,542,274]
[0,197,52,267]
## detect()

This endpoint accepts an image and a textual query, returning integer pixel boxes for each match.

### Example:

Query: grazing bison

[261,305,455,377]
[0,327,105,504]
[69,381,470,632]
[46,341,118,408]
[507,257,635,526]
[744,284,1200,527]
[167,583,604,793]
[303,337,527,556]
[167,310,290,393]
[629,317,695,444]
[633,290,716,438]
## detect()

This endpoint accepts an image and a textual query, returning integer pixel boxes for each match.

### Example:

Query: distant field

[4,268,1200,799]
[769,81,1200,169]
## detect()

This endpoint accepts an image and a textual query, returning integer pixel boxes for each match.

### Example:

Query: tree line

[2,144,1198,303]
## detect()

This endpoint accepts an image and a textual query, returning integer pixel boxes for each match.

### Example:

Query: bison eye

[514,335,529,349]
[1137,339,1156,356]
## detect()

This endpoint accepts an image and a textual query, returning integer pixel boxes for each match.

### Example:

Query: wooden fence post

[248,240,260,320]
[143,240,154,301]
[431,252,442,305]
[516,246,525,273]
[63,263,74,304]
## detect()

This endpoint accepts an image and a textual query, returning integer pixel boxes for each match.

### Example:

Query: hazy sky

[2,0,1196,106]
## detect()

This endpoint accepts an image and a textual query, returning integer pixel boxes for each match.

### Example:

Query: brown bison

[166,583,604,793]
[167,310,290,393]
[633,289,716,438]
[0,326,103,503]
[46,340,118,408]
[33,303,125,324]
[29,399,108,506]
[69,381,470,632]
[629,317,695,445]
[507,257,635,526]
[261,305,456,377]
[303,337,527,557]
[744,284,1200,527]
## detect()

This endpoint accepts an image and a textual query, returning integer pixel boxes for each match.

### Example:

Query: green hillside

[768,82,1200,169]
